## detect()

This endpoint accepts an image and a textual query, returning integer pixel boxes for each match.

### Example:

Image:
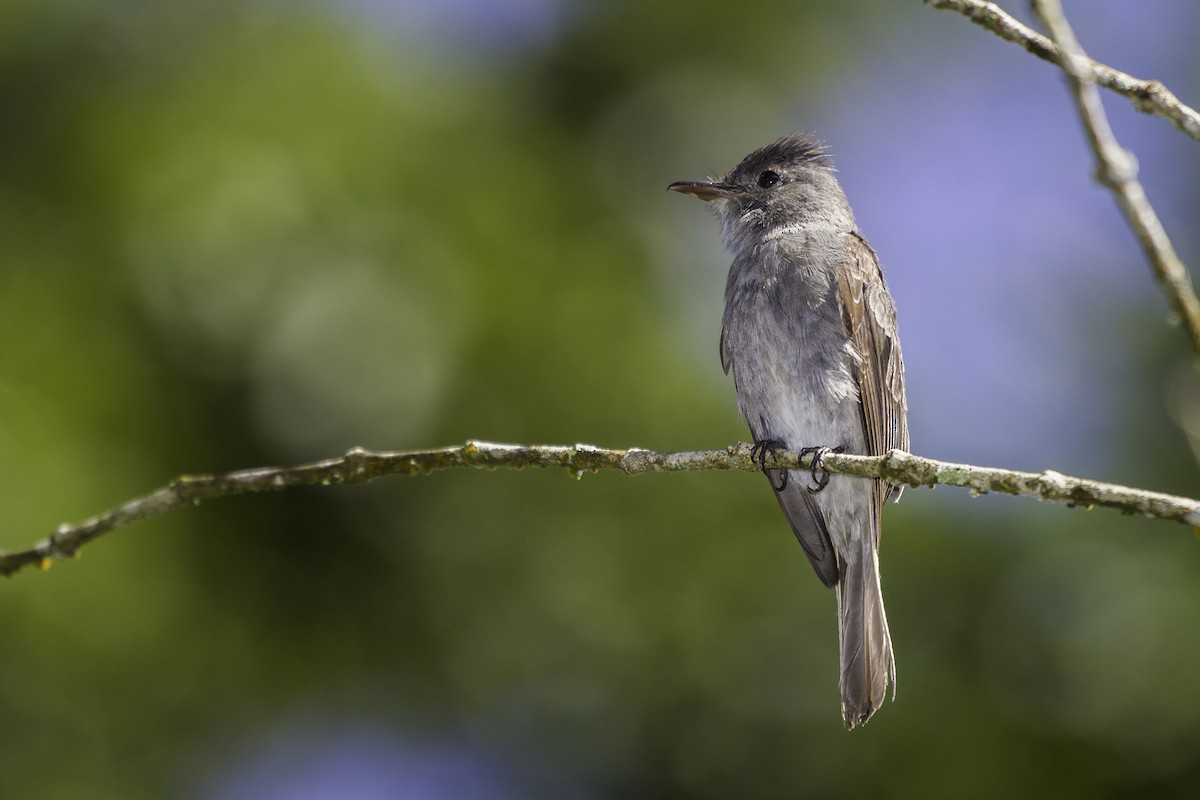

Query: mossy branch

[3,441,1197,578]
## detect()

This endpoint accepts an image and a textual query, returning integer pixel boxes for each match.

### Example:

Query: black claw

[799,445,846,493]
[751,438,790,492]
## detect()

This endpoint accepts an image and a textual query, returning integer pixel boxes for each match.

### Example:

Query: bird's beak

[667,180,743,201]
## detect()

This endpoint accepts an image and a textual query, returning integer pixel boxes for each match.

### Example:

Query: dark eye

[757,170,780,188]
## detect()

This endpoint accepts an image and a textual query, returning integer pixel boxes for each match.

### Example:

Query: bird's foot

[798,445,846,493]
[750,438,790,492]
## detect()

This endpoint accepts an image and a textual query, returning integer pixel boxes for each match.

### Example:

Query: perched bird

[669,132,908,729]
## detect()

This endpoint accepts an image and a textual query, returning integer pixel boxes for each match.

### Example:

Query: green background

[2,0,1199,797]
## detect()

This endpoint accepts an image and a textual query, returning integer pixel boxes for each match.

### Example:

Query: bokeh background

[2,0,1199,797]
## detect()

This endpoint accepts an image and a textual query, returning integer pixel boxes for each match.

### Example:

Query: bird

[669,132,908,729]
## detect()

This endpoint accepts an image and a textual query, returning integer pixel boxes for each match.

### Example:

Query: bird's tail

[835,529,895,730]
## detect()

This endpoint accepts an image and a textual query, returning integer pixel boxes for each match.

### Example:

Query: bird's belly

[729,309,865,454]
[727,308,871,560]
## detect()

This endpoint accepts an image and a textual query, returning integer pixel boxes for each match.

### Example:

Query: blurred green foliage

[2,1,1199,798]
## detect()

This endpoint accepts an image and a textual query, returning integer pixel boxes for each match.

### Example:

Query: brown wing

[839,232,909,511]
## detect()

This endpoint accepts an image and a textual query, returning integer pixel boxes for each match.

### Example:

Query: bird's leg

[750,437,790,492]
[799,445,846,493]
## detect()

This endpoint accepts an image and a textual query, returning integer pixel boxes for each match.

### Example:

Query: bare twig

[925,0,1200,142]
[3,441,1197,579]
[1021,0,1200,358]
[926,0,1200,358]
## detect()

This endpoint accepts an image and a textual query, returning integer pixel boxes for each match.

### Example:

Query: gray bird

[669,132,908,729]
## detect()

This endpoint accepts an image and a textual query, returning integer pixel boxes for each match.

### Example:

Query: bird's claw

[799,445,846,493]
[750,438,789,492]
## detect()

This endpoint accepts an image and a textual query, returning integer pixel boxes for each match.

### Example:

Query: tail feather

[835,536,894,730]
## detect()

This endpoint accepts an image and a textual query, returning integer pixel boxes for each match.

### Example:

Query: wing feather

[838,233,909,516]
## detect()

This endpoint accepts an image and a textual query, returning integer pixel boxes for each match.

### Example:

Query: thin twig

[1023,0,1200,358]
[3,441,1197,579]
[925,0,1200,142]
[927,0,1200,358]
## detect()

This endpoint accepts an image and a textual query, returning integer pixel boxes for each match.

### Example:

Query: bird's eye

[757,170,781,188]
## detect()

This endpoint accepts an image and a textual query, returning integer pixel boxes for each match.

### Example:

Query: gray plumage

[669,132,908,729]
